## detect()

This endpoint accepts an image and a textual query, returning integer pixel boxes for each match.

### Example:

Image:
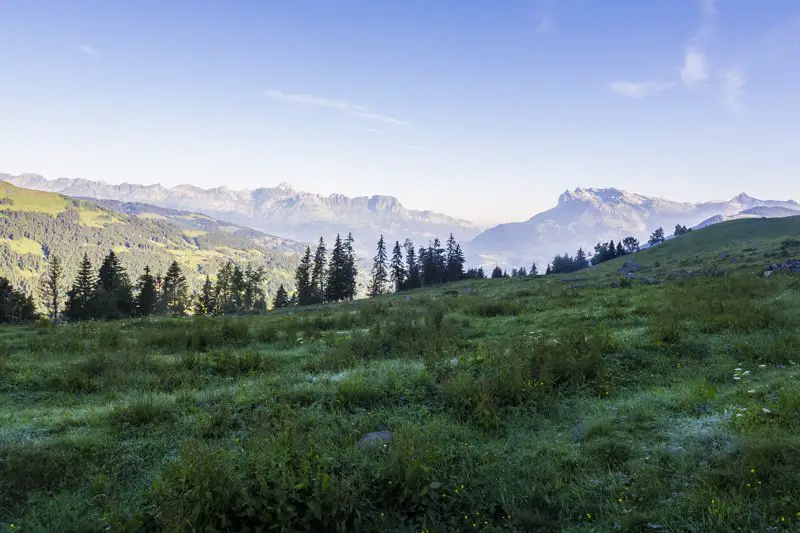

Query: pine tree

[0,278,36,324]
[230,264,245,312]
[311,237,327,304]
[390,240,406,292]
[433,238,446,283]
[295,247,314,306]
[326,234,346,302]
[511,268,518,277]
[622,237,640,254]
[445,234,465,283]
[95,250,134,319]
[135,266,158,316]
[545,264,552,275]
[518,266,527,277]
[575,248,589,269]
[368,234,389,297]
[65,253,97,321]
[272,284,290,309]
[616,241,625,257]
[243,264,266,312]
[343,233,358,300]
[530,263,538,276]
[162,261,189,316]
[39,254,63,322]
[214,262,234,313]
[404,239,421,289]
[491,266,503,279]
[194,275,216,316]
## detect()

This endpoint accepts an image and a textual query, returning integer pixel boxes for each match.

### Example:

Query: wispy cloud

[533,0,554,35]
[680,0,716,88]
[609,80,675,98]
[79,45,100,58]
[720,67,746,112]
[264,89,409,126]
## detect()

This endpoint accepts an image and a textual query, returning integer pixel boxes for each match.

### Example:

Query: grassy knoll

[1,218,799,532]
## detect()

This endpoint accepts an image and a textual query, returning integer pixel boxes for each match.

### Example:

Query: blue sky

[1,0,798,226]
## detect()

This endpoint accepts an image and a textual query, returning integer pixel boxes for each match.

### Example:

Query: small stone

[404,295,412,301]
[358,430,393,447]
[718,251,729,259]
[763,270,773,278]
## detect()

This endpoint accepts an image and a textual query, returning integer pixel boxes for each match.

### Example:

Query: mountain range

[469,188,800,269]
[2,174,479,253]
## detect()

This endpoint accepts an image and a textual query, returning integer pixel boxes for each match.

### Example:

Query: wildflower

[762,408,771,414]
[734,367,742,372]
[736,413,743,417]
[750,468,756,474]
[759,364,767,368]
[747,390,756,394]
[742,370,751,376]
[733,376,741,380]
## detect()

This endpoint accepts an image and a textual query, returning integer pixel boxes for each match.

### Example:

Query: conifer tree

[326,234,346,302]
[194,275,216,316]
[135,266,158,317]
[272,284,290,309]
[0,278,36,324]
[343,233,358,300]
[404,239,421,289]
[65,253,97,321]
[230,264,245,312]
[622,237,640,254]
[39,254,63,322]
[530,263,538,276]
[545,264,552,275]
[616,241,625,257]
[95,250,134,318]
[311,237,327,304]
[433,238,446,283]
[214,262,233,313]
[491,266,503,279]
[575,248,589,269]
[295,246,314,306]
[511,268,518,277]
[243,264,266,312]
[648,227,665,245]
[162,261,189,316]
[445,234,465,282]
[390,240,406,292]
[368,234,389,297]
[518,266,527,277]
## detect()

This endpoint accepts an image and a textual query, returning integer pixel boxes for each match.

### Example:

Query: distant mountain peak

[276,182,295,191]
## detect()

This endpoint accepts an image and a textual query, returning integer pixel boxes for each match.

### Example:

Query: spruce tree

[135,266,158,316]
[311,237,327,304]
[433,238,446,283]
[39,254,63,322]
[616,241,625,257]
[0,278,36,324]
[575,248,589,269]
[162,261,189,316]
[295,247,314,306]
[230,264,245,312]
[404,239,421,289]
[326,234,345,302]
[390,240,406,292]
[95,250,134,318]
[194,275,216,316]
[65,253,97,321]
[214,262,234,313]
[530,263,538,276]
[445,234,465,282]
[243,264,266,312]
[368,234,389,297]
[546,264,552,275]
[491,266,503,279]
[343,233,358,300]
[272,284,290,309]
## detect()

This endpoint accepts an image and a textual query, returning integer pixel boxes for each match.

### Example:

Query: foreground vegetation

[1,217,799,532]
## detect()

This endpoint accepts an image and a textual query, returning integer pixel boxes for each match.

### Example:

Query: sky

[1,0,799,227]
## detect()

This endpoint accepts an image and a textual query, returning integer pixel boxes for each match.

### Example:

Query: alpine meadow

[3,0,800,531]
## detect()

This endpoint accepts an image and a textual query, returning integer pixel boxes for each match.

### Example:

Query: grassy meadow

[1,217,800,532]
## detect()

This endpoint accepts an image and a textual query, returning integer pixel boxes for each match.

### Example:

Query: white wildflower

[761,408,771,414]
[758,364,767,368]
[747,390,756,394]
[734,367,742,372]
[733,376,741,380]
[736,413,743,417]
[742,370,751,376]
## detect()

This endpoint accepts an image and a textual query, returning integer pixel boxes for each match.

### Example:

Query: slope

[1,216,798,531]
[0,180,304,296]
[469,187,800,269]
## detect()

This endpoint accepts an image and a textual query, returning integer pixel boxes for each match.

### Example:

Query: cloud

[264,89,409,125]
[699,0,717,16]
[681,49,709,86]
[721,67,746,112]
[79,45,100,58]
[609,80,675,98]
[532,0,554,35]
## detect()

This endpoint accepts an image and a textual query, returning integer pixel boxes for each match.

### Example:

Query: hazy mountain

[469,188,800,269]
[0,180,304,296]
[3,174,480,252]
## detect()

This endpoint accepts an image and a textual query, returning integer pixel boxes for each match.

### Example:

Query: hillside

[469,187,800,269]
[1,216,798,531]
[2,173,480,254]
[0,181,304,297]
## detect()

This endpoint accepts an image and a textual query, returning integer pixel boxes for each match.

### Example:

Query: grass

[0,181,68,216]
[1,217,800,532]
[0,237,44,257]
[78,209,123,228]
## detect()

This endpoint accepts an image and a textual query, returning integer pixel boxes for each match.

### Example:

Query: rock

[718,251,729,259]
[625,272,637,279]
[403,295,412,301]
[462,287,473,294]
[762,259,800,278]
[358,430,393,447]
[642,276,660,285]
[729,256,738,263]
[617,261,642,274]
[763,270,773,278]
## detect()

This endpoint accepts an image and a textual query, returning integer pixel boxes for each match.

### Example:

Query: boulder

[358,430,393,447]
[617,261,642,274]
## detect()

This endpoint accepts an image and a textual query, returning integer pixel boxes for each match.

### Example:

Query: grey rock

[763,270,773,278]
[718,251,729,259]
[403,295,412,301]
[729,256,738,263]
[358,430,393,446]
[642,276,661,285]
[462,287,473,294]
[617,261,642,274]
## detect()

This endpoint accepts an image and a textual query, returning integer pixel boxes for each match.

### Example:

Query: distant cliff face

[2,174,480,251]
[469,187,800,269]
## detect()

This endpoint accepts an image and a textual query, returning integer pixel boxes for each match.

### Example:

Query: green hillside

[1,217,799,531]
[0,181,302,298]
